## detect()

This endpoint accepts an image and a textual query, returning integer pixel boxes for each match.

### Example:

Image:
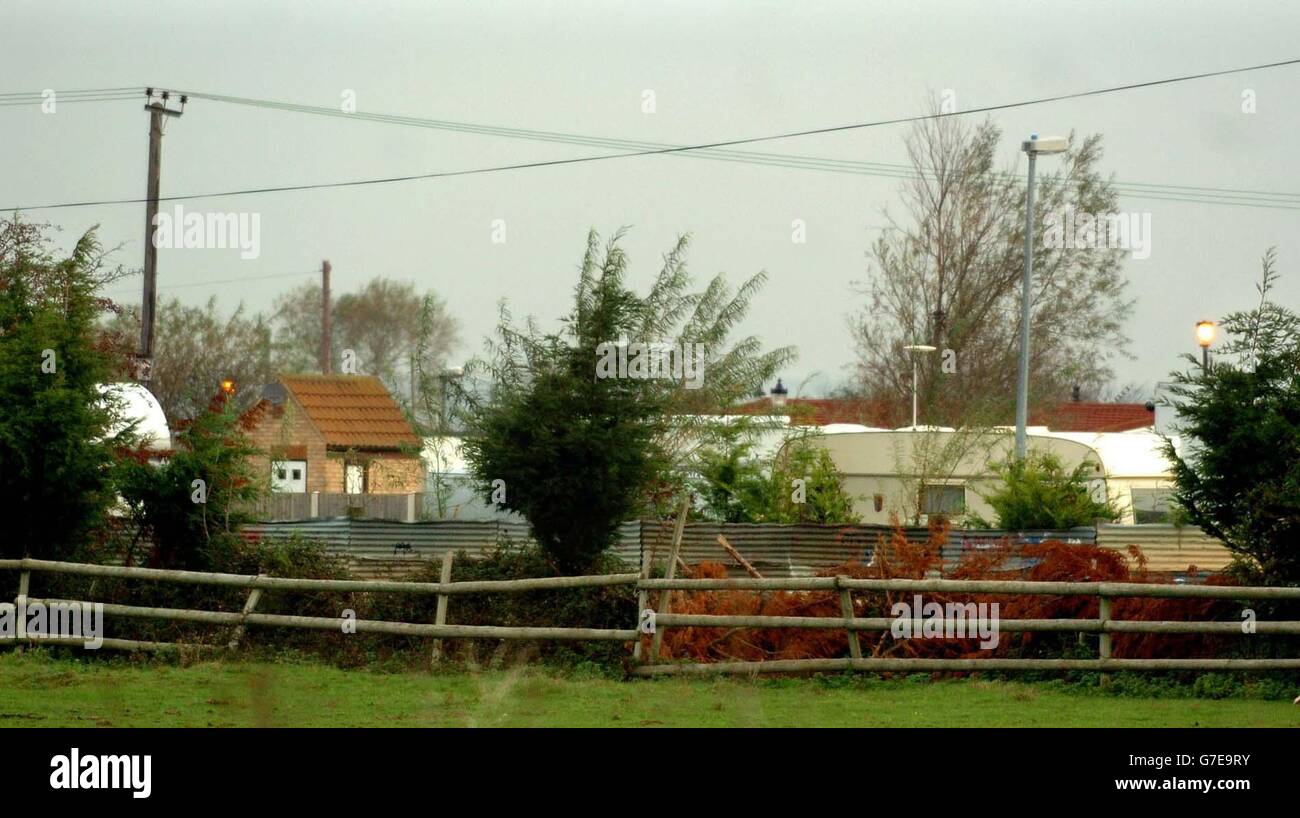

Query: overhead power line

[0,87,143,108]
[99,268,318,298]
[176,88,1300,210]
[4,57,1300,212]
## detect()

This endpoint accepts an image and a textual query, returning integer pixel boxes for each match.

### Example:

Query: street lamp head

[903,344,938,353]
[1195,320,1217,349]
[444,366,465,378]
[1021,135,1069,155]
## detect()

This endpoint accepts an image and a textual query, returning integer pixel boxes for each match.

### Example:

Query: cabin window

[345,462,366,495]
[271,460,307,493]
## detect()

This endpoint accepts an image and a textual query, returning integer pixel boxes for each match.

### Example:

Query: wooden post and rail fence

[4,557,1300,676]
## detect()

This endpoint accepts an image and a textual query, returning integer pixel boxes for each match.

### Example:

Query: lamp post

[1195,320,1217,371]
[902,344,937,428]
[1015,133,1070,461]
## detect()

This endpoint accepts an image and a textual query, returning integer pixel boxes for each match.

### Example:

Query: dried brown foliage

[645,521,1241,663]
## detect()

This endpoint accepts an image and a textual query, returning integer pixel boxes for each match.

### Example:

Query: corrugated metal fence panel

[636,523,1096,577]
[941,528,1096,571]
[240,519,1230,580]
[1097,524,1232,573]
[610,521,643,566]
[241,518,532,579]
[637,522,906,578]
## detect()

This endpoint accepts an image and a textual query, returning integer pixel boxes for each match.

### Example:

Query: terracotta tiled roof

[734,397,1153,433]
[733,398,895,427]
[1034,402,1154,433]
[279,374,419,450]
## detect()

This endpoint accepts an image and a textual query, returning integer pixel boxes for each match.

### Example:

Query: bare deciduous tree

[271,277,459,410]
[103,297,275,422]
[848,112,1132,428]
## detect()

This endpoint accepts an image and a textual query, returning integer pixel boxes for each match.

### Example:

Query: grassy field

[2,652,1297,727]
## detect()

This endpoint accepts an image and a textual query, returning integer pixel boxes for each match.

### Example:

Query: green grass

[2,651,1297,727]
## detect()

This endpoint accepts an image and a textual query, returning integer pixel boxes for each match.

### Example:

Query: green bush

[368,541,636,670]
[973,451,1120,529]
[30,534,363,660]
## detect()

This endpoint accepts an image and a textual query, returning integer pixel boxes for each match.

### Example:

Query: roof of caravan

[809,427,1174,479]
[99,382,170,451]
[1036,431,1175,478]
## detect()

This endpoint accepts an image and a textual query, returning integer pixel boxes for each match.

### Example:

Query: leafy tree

[974,451,1119,530]
[270,280,327,373]
[692,425,860,524]
[0,218,127,560]
[102,297,275,422]
[690,422,773,523]
[272,277,458,411]
[459,230,794,571]
[1163,249,1300,584]
[115,393,264,570]
[772,439,861,524]
[848,110,1131,426]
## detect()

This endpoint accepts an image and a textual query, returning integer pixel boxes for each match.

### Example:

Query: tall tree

[459,230,795,571]
[0,218,126,560]
[848,112,1132,427]
[103,297,275,422]
[269,280,325,374]
[1164,249,1300,585]
[272,277,458,409]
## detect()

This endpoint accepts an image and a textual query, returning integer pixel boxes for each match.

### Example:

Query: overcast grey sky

[4,0,1298,398]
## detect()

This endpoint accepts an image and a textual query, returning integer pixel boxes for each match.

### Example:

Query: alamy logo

[50,749,151,799]
[0,599,103,649]
[1043,208,1151,260]
[151,204,261,259]
[595,339,706,389]
[890,594,1000,649]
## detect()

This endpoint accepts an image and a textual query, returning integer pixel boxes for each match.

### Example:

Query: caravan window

[1131,488,1173,523]
[921,484,965,517]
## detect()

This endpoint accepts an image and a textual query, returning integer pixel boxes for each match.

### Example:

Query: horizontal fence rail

[2,558,1297,677]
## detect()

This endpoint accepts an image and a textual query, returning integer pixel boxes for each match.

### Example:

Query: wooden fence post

[1098,593,1113,684]
[837,576,862,660]
[227,575,265,650]
[15,570,30,653]
[649,498,690,662]
[632,546,651,663]
[431,551,454,663]
[1098,594,1112,659]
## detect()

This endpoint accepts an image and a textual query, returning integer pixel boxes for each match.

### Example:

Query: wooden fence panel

[2,558,1296,678]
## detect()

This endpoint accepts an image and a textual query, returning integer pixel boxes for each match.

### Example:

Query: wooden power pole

[319,259,332,373]
[137,88,185,381]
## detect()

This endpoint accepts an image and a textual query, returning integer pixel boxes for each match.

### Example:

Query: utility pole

[136,88,185,382]
[319,260,332,373]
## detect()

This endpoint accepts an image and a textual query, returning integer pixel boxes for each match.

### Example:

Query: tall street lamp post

[1015,133,1070,461]
[902,344,937,428]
